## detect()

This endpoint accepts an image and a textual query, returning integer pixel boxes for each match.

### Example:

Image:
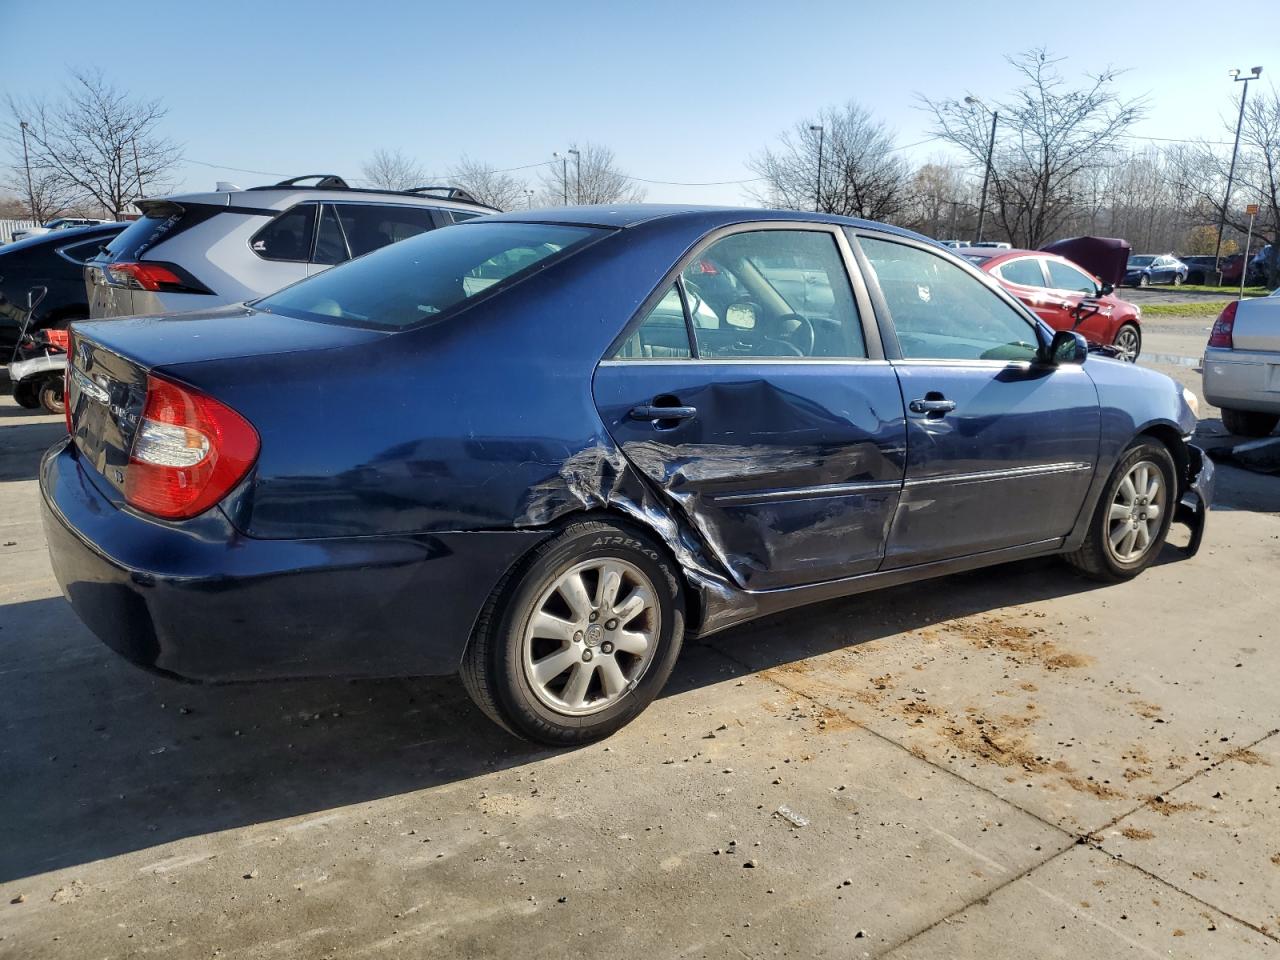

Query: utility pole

[19,120,36,222]
[568,148,581,204]
[809,125,824,212]
[131,137,145,204]
[966,96,998,244]
[552,152,568,205]
[1214,66,1264,283]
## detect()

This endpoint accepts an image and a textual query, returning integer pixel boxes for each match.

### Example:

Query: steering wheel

[777,312,815,357]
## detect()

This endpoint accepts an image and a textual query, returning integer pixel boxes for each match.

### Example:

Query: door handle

[909,397,957,416]
[629,404,697,422]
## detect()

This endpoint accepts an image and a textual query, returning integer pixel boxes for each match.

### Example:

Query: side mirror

[1099,282,1113,296]
[1045,329,1088,366]
[725,302,758,329]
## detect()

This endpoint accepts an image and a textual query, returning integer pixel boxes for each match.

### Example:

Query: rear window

[255,221,604,329]
[101,203,220,261]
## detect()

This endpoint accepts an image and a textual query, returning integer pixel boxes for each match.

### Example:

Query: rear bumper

[1202,348,1280,414]
[40,440,544,681]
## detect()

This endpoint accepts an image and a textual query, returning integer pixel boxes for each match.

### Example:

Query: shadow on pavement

[0,548,1145,884]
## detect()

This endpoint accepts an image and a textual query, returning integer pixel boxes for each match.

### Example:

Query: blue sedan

[1124,254,1189,287]
[42,206,1212,743]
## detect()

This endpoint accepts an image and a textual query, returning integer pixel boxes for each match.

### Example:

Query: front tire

[1138,274,1150,288]
[1066,440,1177,581]
[1113,322,1141,362]
[461,519,685,745]
[1172,273,1183,287]
[12,380,41,409]
[1221,407,1280,438]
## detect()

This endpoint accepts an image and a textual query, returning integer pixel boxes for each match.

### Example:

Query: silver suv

[85,174,494,318]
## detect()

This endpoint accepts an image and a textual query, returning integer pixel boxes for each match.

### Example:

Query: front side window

[1046,260,1097,295]
[251,204,317,262]
[334,204,437,258]
[679,229,865,359]
[997,258,1046,288]
[612,285,691,359]
[858,235,1040,362]
[256,222,603,329]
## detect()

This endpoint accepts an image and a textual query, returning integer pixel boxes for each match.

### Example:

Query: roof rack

[243,175,499,211]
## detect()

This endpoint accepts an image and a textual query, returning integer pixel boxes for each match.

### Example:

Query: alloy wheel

[1113,326,1140,362]
[521,558,659,716]
[1106,460,1165,563]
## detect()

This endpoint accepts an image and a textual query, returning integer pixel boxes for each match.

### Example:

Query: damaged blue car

[41,206,1212,743]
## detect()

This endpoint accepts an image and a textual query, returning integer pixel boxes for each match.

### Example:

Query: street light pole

[966,96,998,245]
[1214,66,1264,283]
[568,148,581,204]
[525,189,535,209]
[19,120,36,222]
[809,124,824,212]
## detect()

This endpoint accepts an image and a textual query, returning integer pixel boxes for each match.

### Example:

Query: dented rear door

[593,359,907,591]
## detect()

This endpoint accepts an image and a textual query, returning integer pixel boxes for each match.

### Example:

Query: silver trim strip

[904,461,1092,488]
[711,479,902,505]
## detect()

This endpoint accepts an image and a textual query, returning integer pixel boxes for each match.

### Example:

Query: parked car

[1203,294,1280,436]
[44,206,1212,744]
[0,221,126,355]
[1124,254,1188,287]
[968,241,1011,249]
[1180,256,1221,285]
[10,217,112,243]
[84,174,496,319]
[959,247,1143,360]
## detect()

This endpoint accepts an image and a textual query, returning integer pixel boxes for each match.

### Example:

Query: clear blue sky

[0,0,1273,205]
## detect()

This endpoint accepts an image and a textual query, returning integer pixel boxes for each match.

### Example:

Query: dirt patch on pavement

[1146,795,1203,817]
[952,615,1092,671]
[1122,827,1155,841]
[1063,776,1123,800]
[1222,747,1271,766]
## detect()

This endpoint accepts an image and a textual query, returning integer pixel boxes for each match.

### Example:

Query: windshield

[257,221,604,329]
[1128,256,1155,267]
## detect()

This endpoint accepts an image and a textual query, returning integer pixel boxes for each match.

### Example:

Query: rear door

[851,231,1100,568]
[994,256,1070,330]
[593,224,907,591]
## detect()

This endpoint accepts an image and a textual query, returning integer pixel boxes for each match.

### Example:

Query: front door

[852,233,1101,568]
[593,226,906,591]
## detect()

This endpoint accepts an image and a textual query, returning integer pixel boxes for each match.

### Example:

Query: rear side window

[251,204,317,262]
[445,210,482,223]
[997,258,1045,287]
[334,204,437,258]
[58,235,117,264]
[613,285,691,359]
[256,222,604,329]
[102,203,220,261]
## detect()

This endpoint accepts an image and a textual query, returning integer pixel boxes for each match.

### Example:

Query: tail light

[63,342,72,433]
[1208,300,1237,349]
[104,261,209,294]
[124,374,259,519]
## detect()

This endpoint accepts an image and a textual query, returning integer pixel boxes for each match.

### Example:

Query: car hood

[1041,237,1131,287]
[71,304,387,368]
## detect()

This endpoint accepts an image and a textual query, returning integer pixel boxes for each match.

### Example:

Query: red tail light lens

[1208,300,1237,349]
[63,347,72,434]
[124,375,259,519]
[105,261,207,293]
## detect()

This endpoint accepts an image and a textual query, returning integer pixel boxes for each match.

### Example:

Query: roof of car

[477,203,930,240]
[1,220,125,254]
[955,246,1041,261]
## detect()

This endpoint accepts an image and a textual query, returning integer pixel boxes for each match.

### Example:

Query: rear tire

[38,377,65,415]
[12,380,41,409]
[1221,407,1280,438]
[460,519,685,745]
[1172,273,1183,287]
[1138,274,1150,288]
[1066,440,1177,582]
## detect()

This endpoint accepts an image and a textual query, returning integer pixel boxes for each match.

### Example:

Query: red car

[959,247,1143,361]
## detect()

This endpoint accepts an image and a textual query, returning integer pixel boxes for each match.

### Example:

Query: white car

[1203,293,1280,436]
[11,217,112,243]
[84,175,495,319]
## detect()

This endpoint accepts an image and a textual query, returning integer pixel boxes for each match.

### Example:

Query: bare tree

[448,156,527,210]
[900,160,974,238]
[748,101,909,220]
[4,69,181,219]
[1171,84,1280,286]
[360,148,426,191]
[2,165,81,222]
[922,49,1145,247]
[539,142,644,206]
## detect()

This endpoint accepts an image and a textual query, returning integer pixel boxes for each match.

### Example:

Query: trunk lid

[67,305,386,499]
[1232,296,1280,352]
